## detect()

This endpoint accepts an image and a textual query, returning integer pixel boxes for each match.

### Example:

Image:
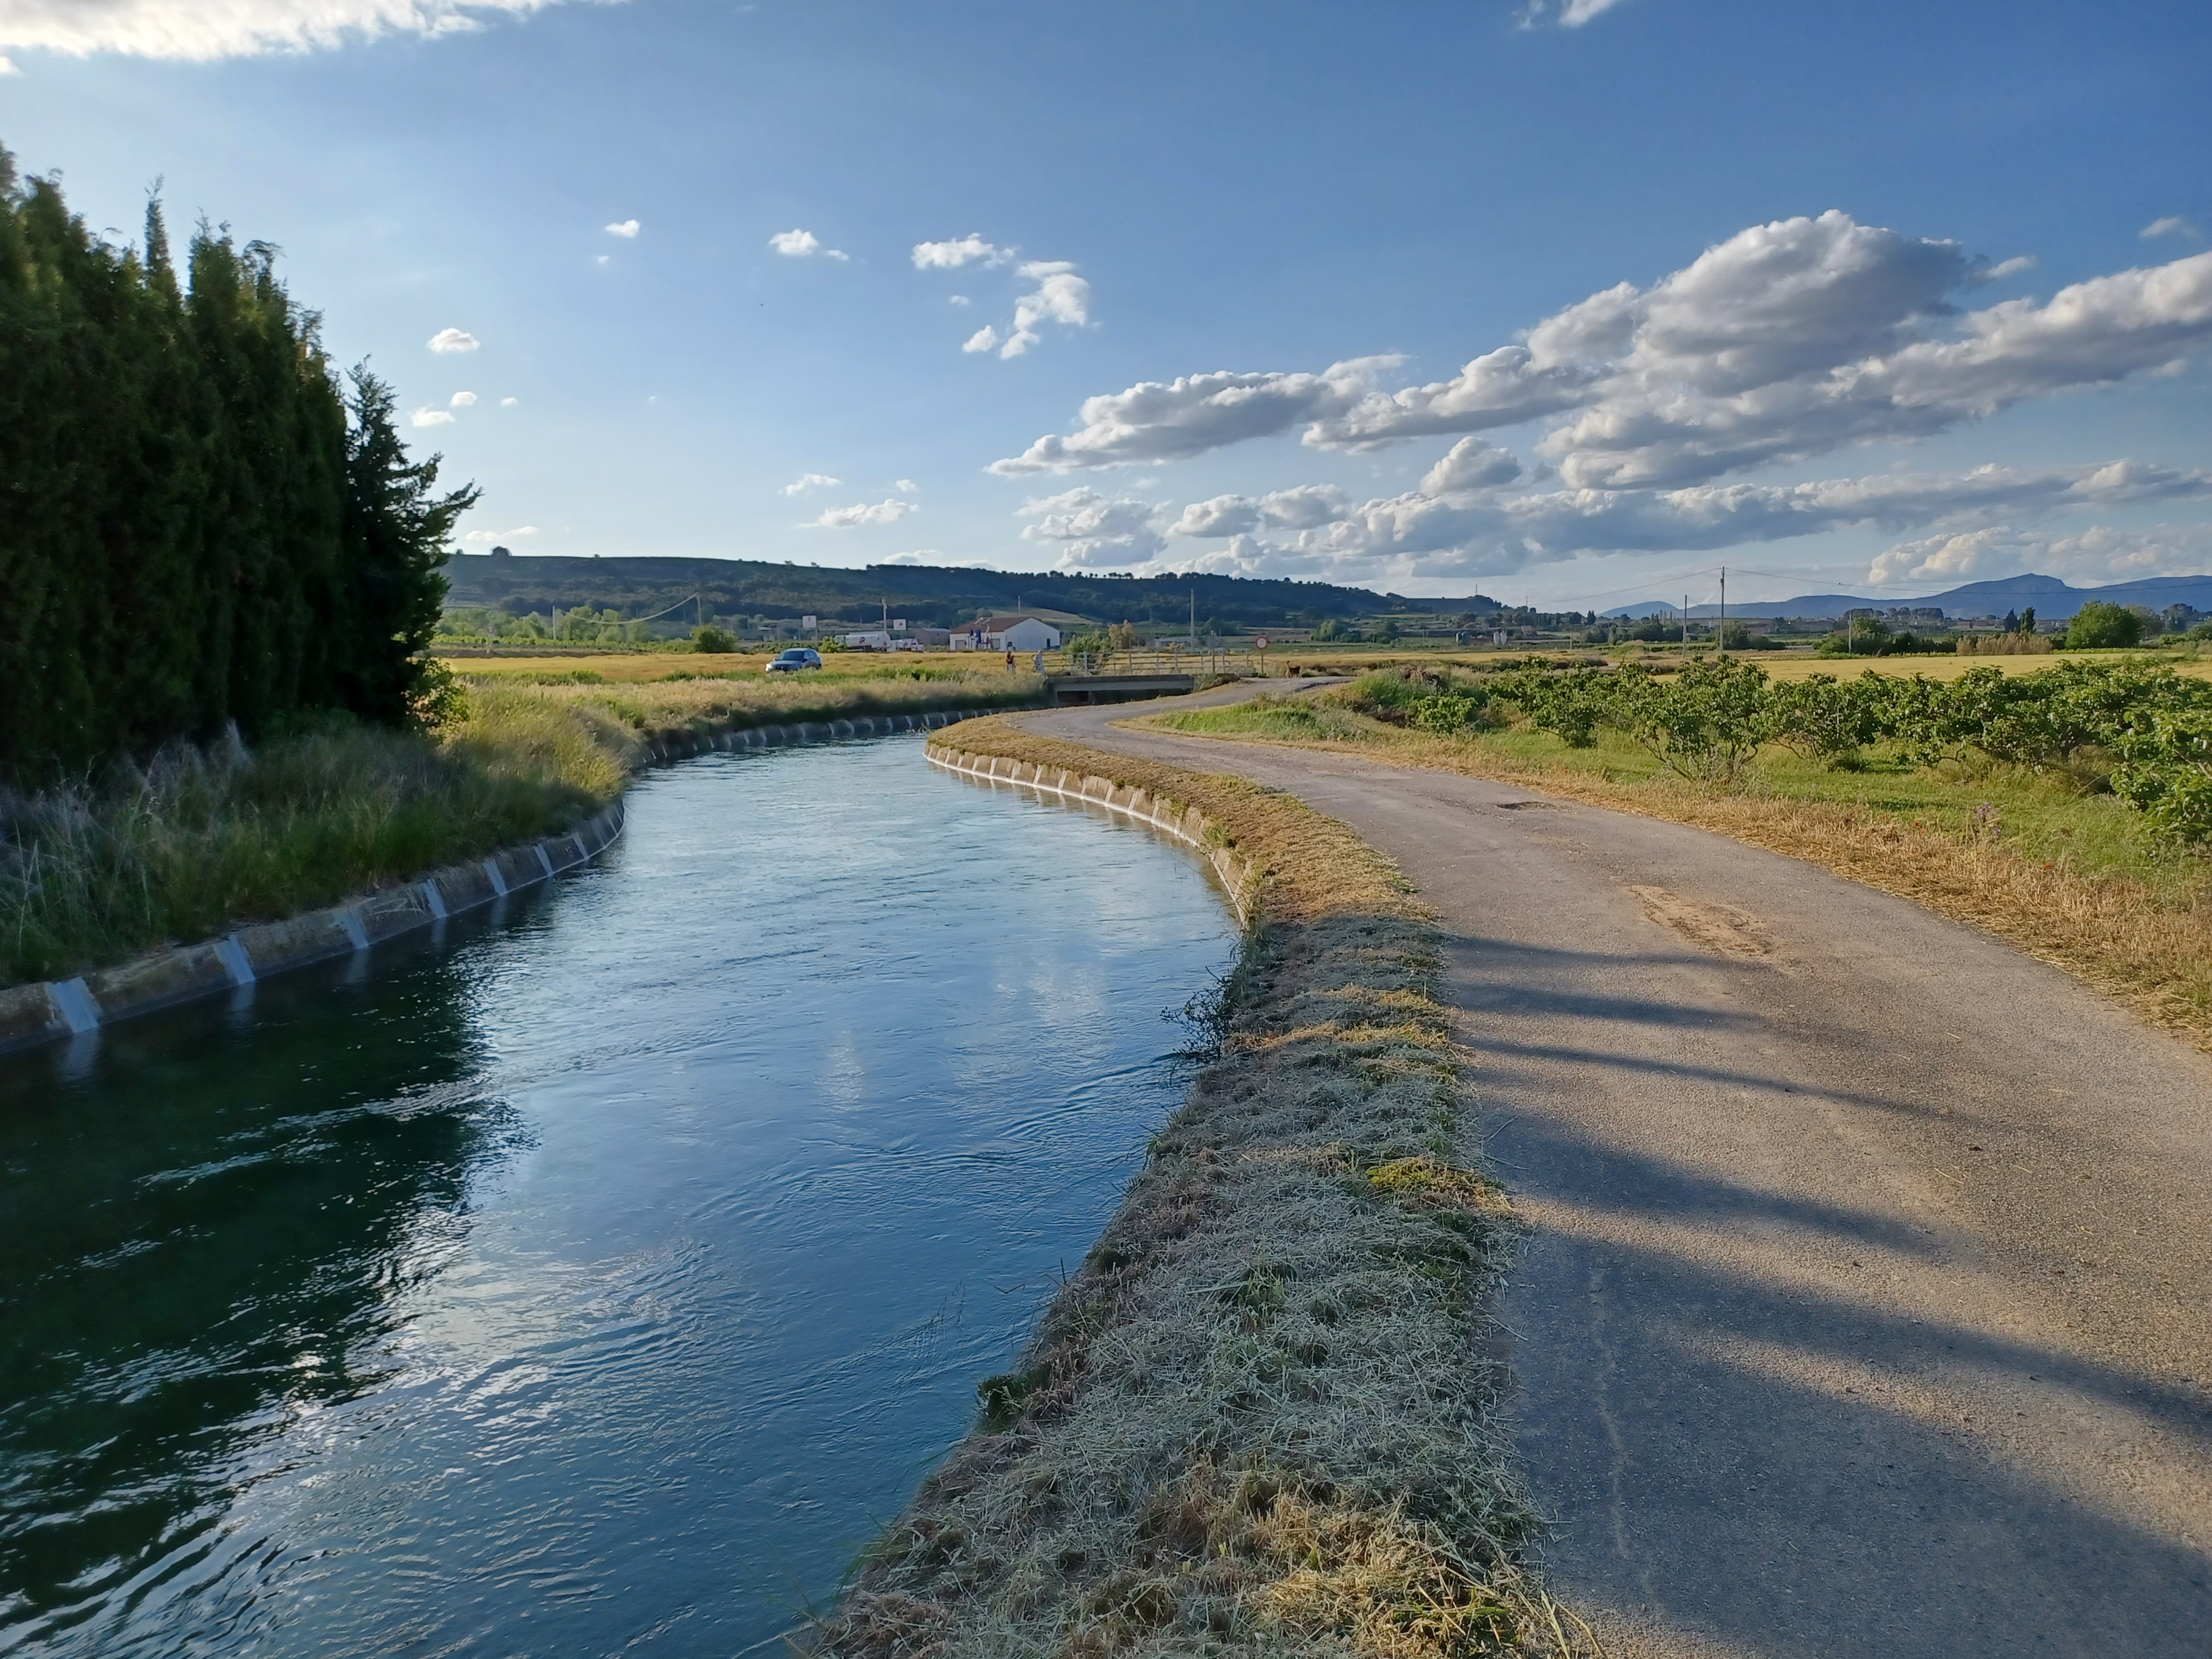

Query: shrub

[692,625,738,653]
[1496,666,1614,747]
[2112,712,2212,848]
[1339,670,1430,725]
[1766,673,1882,768]
[1412,694,1482,735]
[2065,601,2144,651]
[1609,657,1773,785]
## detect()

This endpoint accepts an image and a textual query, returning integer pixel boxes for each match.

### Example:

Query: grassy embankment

[821,716,1599,1658]
[1,667,1040,987]
[1147,666,2212,1048]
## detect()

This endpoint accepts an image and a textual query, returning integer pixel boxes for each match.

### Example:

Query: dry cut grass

[818,716,1600,1658]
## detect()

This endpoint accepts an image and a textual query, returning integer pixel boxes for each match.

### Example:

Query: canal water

[0,735,1237,1657]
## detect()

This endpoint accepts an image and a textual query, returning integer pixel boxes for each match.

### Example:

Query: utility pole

[1190,588,1197,649]
[1683,596,1690,650]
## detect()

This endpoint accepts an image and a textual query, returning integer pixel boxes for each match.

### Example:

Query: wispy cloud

[769,228,849,261]
[463,525,541,544]
[2142,216,2201,242]
[427,327,479,354]
[1518,0,1634,28]
[781,472,842,495]
[604,218,640,238]
[0,0,589,63]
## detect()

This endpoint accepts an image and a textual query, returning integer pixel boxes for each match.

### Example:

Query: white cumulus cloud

[1869,521,2212,588]
[427,327,479,354]
[912,234,1011,269]
[781,472,842,495]
[1017,488,1168,568]
[769,228,848,260]
[604,218,640,238]
[998,260,1091,358]
[0,0,586,62]
[993,214,2212,492]
[499,395,518,408]
[1420,437,1524,496]
[448,390,477,408]
[894,479,917,493]
[1110,456,2212,589]
[989,357,1403,474]
[963,325,1002,354]
[809,499,915,528]
[410,407,457,427]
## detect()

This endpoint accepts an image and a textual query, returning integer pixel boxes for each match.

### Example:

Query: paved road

[1013,686,2212,1658]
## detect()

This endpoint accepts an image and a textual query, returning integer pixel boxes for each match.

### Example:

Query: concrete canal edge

[0,705,1013,1057]
[925,739,1262,927]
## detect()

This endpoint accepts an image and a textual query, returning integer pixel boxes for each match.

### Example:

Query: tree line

[0,145,474,780]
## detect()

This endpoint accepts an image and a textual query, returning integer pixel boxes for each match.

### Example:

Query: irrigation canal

[0,732,1237,1657]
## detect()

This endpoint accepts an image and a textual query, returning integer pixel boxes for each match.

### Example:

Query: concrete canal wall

[0,707,1012,1056]
[925,739,1261,927]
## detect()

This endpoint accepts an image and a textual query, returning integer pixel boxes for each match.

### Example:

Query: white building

[948,614,1062,651]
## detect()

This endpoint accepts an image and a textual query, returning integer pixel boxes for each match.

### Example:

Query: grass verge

[819,715,1599,1658]
[1,671,1035,988]
[1148,691,2212,1050]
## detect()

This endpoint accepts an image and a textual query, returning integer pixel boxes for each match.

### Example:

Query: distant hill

[1604,573,2212,622]
[442,553,1503,630]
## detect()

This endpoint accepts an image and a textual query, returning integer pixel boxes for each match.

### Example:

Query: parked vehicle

[765,648,823,674]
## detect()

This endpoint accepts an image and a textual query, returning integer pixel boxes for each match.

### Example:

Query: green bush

[1609,658,1773,784]
[1340,671,1430,724]
[692,625,738,653]
[1766,673,1883,768]
[1495,667,1614,747]
[1412,695,1481,735]
[2112,712,2212,848]
[2065,601,2144,650]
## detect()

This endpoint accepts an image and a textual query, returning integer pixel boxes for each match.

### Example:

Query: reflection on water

[0,735,1235,1656]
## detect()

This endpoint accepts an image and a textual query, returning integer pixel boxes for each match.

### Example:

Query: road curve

[1011,685,2212,1658]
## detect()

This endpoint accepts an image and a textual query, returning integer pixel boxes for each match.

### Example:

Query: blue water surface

[0,734,1236,1657]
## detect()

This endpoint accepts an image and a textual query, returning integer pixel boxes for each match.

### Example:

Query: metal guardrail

[1045,648,1266,678]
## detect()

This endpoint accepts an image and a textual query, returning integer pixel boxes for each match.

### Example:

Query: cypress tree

[0,145,473,779]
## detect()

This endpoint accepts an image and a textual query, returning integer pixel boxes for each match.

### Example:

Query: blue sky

[4,0,2209,608]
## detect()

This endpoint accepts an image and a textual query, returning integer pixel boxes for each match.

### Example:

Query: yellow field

[437,649,1024,682]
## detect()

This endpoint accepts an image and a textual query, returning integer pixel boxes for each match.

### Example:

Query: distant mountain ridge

[1603,573,2212,622]
[442,553,1504,630]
